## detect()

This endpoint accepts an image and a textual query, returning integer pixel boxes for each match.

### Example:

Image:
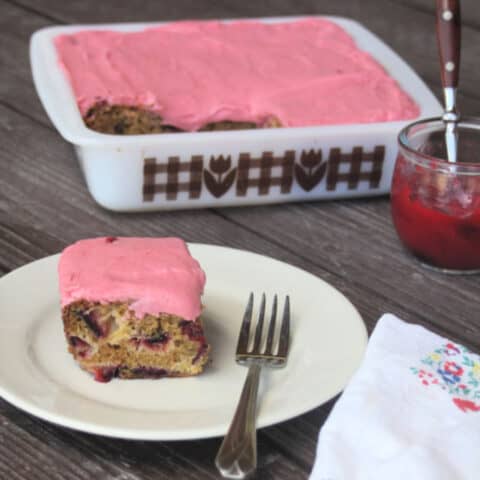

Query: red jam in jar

[391,153,480,271]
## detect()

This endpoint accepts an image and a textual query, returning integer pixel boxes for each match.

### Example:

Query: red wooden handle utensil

[436,0,461,88]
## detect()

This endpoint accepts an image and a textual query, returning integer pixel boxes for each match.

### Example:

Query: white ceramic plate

[0,244,367,440]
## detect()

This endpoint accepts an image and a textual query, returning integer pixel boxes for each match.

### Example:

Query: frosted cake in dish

[54,18,419,135]
[58,237,209,382]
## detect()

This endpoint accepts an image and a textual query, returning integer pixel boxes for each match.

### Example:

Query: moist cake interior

[63,300,210,382]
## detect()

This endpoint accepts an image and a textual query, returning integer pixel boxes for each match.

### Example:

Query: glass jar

[391,117,480,273]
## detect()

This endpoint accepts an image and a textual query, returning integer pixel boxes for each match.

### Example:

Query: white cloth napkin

[310,314,480,480]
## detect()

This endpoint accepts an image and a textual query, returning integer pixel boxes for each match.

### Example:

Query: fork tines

[236,293,290,362]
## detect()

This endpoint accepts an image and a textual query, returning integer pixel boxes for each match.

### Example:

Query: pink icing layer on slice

[54,18,419,131]
[58,237,205,320]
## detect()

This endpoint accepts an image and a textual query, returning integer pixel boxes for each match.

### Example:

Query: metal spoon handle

[436,0,461,91]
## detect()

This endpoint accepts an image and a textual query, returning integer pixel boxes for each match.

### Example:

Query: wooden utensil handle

[436,0,461,88]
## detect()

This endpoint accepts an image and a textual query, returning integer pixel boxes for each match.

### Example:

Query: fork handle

[215,363,261,479]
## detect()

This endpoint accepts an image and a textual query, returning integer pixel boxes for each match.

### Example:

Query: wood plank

[261,398,339,471]
[0,11,59,128]
[392,0,480,29]
[0,398,308,480]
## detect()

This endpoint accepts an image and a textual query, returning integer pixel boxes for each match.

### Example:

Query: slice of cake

[54,18,419,135]
[58,237,209,382]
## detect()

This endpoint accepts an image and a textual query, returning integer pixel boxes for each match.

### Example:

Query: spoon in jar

[435,0,461,163]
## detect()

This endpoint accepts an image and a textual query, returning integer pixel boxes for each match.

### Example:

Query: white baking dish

[30,16,442,211]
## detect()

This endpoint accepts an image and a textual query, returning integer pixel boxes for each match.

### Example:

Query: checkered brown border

[143,156,203,201]
[143,145,385,202]
[326,146,384,191]
[237,151,295,196]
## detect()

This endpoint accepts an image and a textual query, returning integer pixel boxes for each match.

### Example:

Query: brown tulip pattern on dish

[143,146,385,201]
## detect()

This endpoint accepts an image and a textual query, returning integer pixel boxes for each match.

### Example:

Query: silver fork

[215,293,290,479]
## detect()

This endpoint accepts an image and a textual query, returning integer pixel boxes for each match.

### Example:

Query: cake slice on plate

[58,237,209,382]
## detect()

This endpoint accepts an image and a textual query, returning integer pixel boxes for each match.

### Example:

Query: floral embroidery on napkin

[411,342,480,412]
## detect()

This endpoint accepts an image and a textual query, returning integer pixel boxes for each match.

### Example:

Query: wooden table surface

[1,0,479,478]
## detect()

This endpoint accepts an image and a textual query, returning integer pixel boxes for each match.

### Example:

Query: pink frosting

[58,237,205,320]
[54,19,419,131]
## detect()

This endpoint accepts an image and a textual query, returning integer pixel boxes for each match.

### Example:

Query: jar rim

[398,116,480,169]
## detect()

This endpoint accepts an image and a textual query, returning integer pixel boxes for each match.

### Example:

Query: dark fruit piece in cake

[93,366,119,383]
[69,336,92,358]
[78,312,102,337]
[128,367,168,379]
[193,343,209,365]
[142,332,170,350]
[180,320,206,341]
